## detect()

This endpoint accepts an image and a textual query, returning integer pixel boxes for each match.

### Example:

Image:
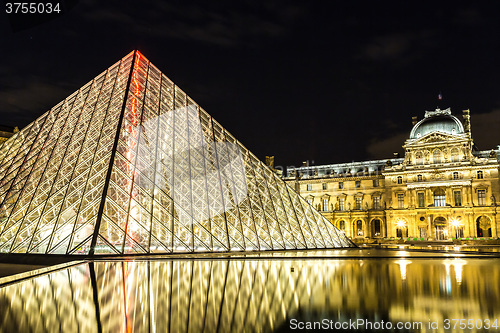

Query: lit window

[338,220,345,231]
[373,196,380,209]
[453,172,459,180]
[418,192,425,208]
[339,198,345,211]
[373,179,379,187]
[434,189,446,207]
[323,198,329,211]
[397,176,403,184]
[355,180,361,188]
[477,171,483,179]
[338,182,343,189]
[322,183,327,190]
[355,197,362,210]
[356,220,363,236]
[415,152,423,165]
[397,193,404,208]
[433,149,442,164]
[454,190,461,206]
[451,148,459,162]
[306,184,312,191]
[417,174,423,182]
[478,189,486,205]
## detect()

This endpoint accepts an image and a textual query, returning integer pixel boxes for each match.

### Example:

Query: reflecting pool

[1,251,500,332]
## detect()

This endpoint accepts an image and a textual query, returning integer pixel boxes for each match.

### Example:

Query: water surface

[1,250,499,332]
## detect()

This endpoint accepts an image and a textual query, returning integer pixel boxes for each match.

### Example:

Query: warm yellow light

[396,219,406,229]
[450,217,461,228]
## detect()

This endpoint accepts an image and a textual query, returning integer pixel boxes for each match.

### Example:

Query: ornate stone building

[285,108,500,241]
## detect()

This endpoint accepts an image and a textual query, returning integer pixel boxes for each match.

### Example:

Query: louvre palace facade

[284,107,500,241]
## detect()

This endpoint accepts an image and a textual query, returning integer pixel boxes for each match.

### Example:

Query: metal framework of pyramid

[0,51,354,255]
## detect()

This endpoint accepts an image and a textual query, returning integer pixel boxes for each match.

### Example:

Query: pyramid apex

[0,52,354,255]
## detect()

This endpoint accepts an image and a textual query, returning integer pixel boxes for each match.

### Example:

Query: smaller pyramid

[0,51,354,255]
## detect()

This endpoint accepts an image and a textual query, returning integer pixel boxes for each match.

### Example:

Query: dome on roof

[409,108,464,139]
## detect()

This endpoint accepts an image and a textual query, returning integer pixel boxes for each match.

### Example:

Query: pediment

[405,132,463,147]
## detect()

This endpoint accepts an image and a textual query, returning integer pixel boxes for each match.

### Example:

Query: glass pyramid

[0,51,354,255]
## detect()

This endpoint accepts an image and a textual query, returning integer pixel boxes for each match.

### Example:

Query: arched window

[417,174,423,181]
[451,148,460,162]
[434,188,446,207]
[415,152,423,165]
[477,170,483,179]
[433,149,442,164]
[338,220,345,231]
[372,219,381,236]
[397,176,403,184]
[356,220,363,236]
[453,171,459,180]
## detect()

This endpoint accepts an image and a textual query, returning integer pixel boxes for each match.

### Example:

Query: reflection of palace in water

[1,258,499,332]
[286,108,500,241]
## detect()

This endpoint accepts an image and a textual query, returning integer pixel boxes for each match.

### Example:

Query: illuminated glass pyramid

[0,51,353,255]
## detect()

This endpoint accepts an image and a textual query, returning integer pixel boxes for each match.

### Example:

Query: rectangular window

[322,183,327,190]
[478,189,486,205]
[434,191,446,207]
[373,179,379,187]
[355,197,362,210]
[339,198,345,211]
[373,196,380,209]
[454,190,462,206]
[453,172,459,180]
[477,171,483,179]
[338,182,343,189]
[306,184,312,191]
[418,192,425,208]
[397,193,404,208]
[323,198,329,211]
[355,180,361,188]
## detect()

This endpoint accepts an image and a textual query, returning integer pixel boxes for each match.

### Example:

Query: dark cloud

[361,30,437,66]
[78,1,305,47]
[0,77,73,123]
[367,132,407,160]
[471,109,500,149]
[2,2,500,167]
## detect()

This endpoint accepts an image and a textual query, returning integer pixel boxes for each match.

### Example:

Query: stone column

[492,212,498,237]
[427,215,433,240]
[468,185,473,206]
[386,217,393,238]
[469,213,476,238]
[413,215,418,238]
[365,219,370,239]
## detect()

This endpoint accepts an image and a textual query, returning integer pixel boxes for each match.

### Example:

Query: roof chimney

[462,109,471,135]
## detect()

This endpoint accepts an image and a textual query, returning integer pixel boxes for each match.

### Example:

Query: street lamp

[450,217,461,239]
[396,219,407,238]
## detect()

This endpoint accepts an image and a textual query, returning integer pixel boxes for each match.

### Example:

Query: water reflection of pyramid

[0,51,354,255]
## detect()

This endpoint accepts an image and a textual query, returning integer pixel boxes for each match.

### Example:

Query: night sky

[2,1,500,169]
